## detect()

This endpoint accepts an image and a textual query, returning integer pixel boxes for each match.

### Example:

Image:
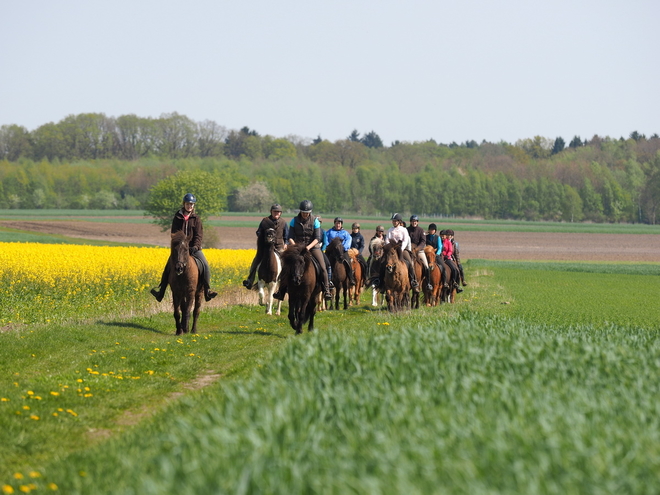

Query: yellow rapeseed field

[0,243,253,325]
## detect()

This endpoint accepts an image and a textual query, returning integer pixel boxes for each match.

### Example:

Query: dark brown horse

[367,237,385,307]
[438,257,457,304]
[280,244,321,334]
[325,237,350,310]
[168,231,204,335]
[383,240,410,312]
[256,228,282,316]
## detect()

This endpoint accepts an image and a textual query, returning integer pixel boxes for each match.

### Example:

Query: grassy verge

[3,259,660,493]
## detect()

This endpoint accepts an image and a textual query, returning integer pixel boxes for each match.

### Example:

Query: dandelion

[2,485,14,494]
[66,409,78,417]
[30,415,39,420]
[47,483,58,490]
[1,398,9,402]
[28,473,39,479]
[22,405,30,410]
[13,474,23,480]
[49,392,59,396]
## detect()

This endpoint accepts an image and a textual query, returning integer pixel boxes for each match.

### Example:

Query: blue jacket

[325,228,352,251]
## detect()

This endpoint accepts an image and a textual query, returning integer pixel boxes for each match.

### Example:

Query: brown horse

[325,237,350,310]
[348,248,364,306]
[256,228,282,316]
[168,231,204,335]
[411,246,427,310]
[423,246,442,306]
[383,240,410,312]
[438,257,457,304]
[280,244,321,334]
[367,237,386,307]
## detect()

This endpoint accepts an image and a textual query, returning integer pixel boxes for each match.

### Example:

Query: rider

[325,217,356,286]
[382,213,420,291]
[369,225,386,255]
[407,215,433,291]
[439,229,463,293]
[349,222,368,281]
[426,223,449,288]
[447,229,467,286]
[273,200,333,301]
[150,193,218,302]
[242,203,288,290]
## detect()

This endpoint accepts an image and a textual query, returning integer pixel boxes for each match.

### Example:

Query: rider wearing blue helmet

[150,193,218,303]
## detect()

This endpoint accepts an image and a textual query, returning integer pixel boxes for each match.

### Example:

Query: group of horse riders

[241,200,467,303]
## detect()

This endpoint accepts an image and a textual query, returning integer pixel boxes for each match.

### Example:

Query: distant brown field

[2,218,659,263]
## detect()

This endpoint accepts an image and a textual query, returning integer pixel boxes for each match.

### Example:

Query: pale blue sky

[1,0,658,145]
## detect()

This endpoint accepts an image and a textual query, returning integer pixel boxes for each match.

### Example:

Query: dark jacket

[256,215,288,252]
[171,209,203,251]
[426,233,440,252]
[350,232,365,254]
[407,225,426,250]
[289,214,322,247]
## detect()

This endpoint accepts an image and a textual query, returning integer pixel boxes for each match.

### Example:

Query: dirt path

[2,220,659,262]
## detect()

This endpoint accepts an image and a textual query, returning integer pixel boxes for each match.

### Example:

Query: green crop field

[1,222,660,493]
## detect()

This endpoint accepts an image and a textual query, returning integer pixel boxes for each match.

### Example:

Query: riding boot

[242,257,259,290]
[199,254,217,302]
[459,264,467,286]
[344,259,356,286]
[150,263,170,302]
[273,282,287,301]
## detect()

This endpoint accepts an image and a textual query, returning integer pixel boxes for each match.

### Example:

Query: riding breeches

[311,247,330,288]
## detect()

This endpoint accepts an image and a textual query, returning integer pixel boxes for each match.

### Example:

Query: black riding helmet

[334,217,343,224]
[299,200,313,213]
[429,223,437,231]
[391,213,403,222]
[183,193,197,204]
[270,203,282,212]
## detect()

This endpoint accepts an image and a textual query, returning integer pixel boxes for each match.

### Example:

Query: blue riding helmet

[183,193,197,204]
[410,214,419,222]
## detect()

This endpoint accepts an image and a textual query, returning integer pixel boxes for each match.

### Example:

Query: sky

[1,0,658,146]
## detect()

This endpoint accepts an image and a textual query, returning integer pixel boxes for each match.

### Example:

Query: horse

[411,249,425,310]
[168,230,204,335]
[325,237,350,310]
[348,247,364,306]
[382,240,410,312]
[438,257,457,304]
[367,237,386,307]
[423,246,442,306]
[256,228,282,316]
[280,244,322,334]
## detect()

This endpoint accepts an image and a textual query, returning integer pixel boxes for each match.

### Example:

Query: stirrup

[205,290,218,302]
[324,290,333,301]
[242,280,253,290]
[273,289,285,301]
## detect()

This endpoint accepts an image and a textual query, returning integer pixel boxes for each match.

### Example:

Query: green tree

[0,125,32,160]
[361,131,383,149]
[561,184,584,222]
[551,137,565,155]
[144,169,227,231]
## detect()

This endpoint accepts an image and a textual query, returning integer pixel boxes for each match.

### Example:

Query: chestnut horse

[383,240,410,312]
[280,244,321,334]
[168,231,204,335]
[348,248,364,306]
[256,228,282,316]
[325,237,350,310]
[423,246,442,306]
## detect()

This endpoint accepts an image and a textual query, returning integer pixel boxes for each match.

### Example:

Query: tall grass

[31,314,660,494]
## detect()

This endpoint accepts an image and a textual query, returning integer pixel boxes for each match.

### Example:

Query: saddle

[192,254,205,280]
[309,252,324,282]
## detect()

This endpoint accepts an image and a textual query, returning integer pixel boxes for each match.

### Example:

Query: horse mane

[171,230,188,246]
[383,240,403,259]
[281,243,309,263]
[370,237,384,250]
[424,245,436,260]
[326,237,343,256]
[347,247,359,259]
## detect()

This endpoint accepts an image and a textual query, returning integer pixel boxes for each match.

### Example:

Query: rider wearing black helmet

[242,203,289,290]
[150,193,218,303]
[325,217,356,286]
[273,200,333,301]
[407,215,433,291]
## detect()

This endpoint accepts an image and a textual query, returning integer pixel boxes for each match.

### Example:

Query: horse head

[370,237,384,261]
[384,241,403,273]
[424,245,436,266]
[171,231,192,275]
[264,228,277,246]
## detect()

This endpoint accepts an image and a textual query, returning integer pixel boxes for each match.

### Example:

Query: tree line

[1,113,659,224]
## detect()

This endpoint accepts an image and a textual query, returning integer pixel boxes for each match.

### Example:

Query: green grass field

[1,215,660,493]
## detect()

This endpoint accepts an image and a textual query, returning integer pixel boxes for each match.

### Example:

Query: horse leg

[306,294,317,332]
[191,291,202,334]
[372,287,378,307]
[265,281,274,315]
[257,280,266,306]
